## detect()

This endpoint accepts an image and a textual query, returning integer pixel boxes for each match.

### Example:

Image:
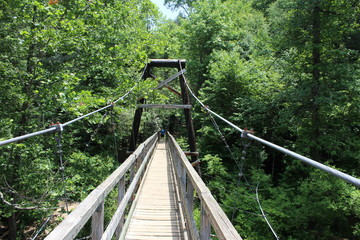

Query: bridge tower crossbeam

[128,59,198,162]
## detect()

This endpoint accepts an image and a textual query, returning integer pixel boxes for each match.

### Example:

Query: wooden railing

[167,133,243,240]
[45,133,158,240]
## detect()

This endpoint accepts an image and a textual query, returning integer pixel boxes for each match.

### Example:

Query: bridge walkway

[45,133,242,240]
[124,141,188,240]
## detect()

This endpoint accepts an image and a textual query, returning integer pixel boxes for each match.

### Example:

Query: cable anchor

[241,127,254,139]
[50,122,64,132]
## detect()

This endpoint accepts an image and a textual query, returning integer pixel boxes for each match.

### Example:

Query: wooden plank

[184,152,199,157]
[186,180,194,215]
[45,133,158,240]
[154,69,187,90]
[191,160,201,167]
[164,85,182,97]
[167,134,243,240]
[148,59,186,68]
[91,202,104,240]
[200,204,210,240]
[124,142,188,240]
[138,104,192,109]
[169,147,199,240]
[101,141,158,240]
[178,68,197,163]
[115,177,126,239]
[126,236,182,240]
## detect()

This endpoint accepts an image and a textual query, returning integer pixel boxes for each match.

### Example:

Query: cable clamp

[202,105,211,113]
[241,127,254,138]
[51,122,64,132]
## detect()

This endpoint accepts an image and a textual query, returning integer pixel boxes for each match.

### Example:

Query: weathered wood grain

[154,69,187,89]
[124,142,188,240]
[167,133,243,240]
[101,141,158,240]
[45,133,158,240]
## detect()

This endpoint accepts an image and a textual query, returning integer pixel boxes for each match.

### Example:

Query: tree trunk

[7,213,16,240]
[311,2,321,160]
[7,6,38,239]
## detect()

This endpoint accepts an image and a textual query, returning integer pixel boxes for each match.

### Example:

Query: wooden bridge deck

[124,141,188,240]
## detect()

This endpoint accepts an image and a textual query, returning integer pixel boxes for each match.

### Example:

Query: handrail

[167,133,243,240]
[100,137,157,240]
[45,132,158,240]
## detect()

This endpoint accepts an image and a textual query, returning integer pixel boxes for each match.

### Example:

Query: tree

[268,0,360,171]
[0,0,161,238]
[175,0,360,238]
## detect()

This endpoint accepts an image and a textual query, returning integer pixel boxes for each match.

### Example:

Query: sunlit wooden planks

[124,142,188,240]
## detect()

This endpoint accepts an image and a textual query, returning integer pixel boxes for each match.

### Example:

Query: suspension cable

[207,112,249,181]
[54,132,69,214]
[204,100,279,238]
[256,184,280,240]
[179,71,360,188]
[0,128,57,147]
[0,66,146,147]
[30,214,53,240]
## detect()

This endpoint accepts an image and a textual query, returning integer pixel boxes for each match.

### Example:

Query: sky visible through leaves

[150,0,181,19]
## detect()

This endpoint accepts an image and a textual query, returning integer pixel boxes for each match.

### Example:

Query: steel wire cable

[206,111,252,186]
[180,67,360,238]
[30,214,53,240]
[0,65,146,147]
[178,68,360,188]
[55,132,69,213]
[256,183,280,240]
[63,66,146,127]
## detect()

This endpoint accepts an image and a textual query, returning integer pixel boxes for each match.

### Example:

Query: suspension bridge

[0,59,359,240]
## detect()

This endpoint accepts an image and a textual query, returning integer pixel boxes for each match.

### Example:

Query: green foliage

[164,0,196,10]
[65,152,115,200]
[268,169,360,239]
[0,0,164,237]
[0,0,359,239]
[176,0,360,239]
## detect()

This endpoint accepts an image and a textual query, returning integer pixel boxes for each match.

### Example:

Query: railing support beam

[91,201,104,240]
[200,204,211,240]
[167,132,242,240]
[115,177,125,239]
[186,179,194,215]
[45,133,158,240]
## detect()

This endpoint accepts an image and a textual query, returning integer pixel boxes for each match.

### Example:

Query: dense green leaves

[177,0,360,239]
[0,0,162,238]
[0,0,359,239]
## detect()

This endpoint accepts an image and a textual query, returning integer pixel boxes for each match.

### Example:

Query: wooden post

[45,133,159,240]
[176,152,182,177]
[178,66,197,163]
[167,133,243,240]
[180,163,187,191]
[128,59,197,162]
[136,155,142,172]
[128,98,145,152]
[129,163,135,183]
[186,179,194,214]
[115,177,125,239]
[91,201,104,240]
[200,203,211,240]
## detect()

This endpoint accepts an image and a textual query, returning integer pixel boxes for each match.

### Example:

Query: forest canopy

[0,0,359,239]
